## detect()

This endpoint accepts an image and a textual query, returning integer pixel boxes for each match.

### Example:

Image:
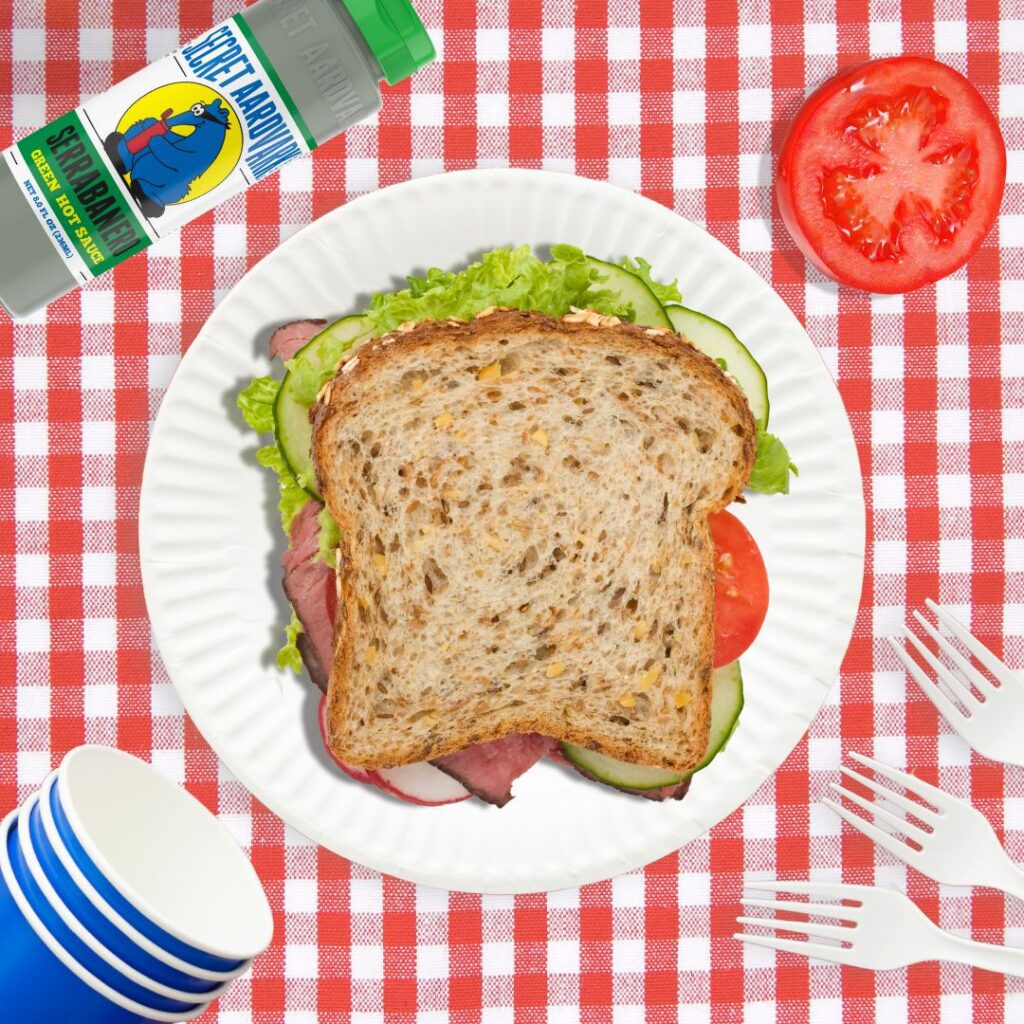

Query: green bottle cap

[341,0,435,85]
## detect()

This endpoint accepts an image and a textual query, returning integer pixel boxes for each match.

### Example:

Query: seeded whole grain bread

[311,308,757,772]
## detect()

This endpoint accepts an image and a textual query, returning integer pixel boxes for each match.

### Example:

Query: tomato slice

[777,57,1005,294]
[710,510,768,667]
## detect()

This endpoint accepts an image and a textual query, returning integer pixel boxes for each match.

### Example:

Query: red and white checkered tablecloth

[2,0,1023,1020]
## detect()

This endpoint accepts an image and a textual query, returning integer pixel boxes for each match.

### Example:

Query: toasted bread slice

[311,309,756,772]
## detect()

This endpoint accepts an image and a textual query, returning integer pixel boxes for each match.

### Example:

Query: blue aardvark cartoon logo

[104,89,241,219]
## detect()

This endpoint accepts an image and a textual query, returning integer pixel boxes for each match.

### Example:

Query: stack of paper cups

[0,746,274,1023]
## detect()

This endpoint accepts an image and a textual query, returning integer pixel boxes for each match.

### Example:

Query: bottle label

[1,14,315,284]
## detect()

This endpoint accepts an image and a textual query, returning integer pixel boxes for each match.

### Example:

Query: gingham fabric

[1,0,1022,1020]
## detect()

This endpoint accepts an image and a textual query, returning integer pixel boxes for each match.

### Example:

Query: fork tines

[888,601,1005,722]
[923,599,1017,689]
[735,880,862,964]
[889,601,1024,767]
[822,751,942,861]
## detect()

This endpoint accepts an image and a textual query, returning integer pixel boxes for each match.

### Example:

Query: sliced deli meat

[282,501,335,694]
[432,734,551,807]
[635,777,691,802]
[269,319,326,362]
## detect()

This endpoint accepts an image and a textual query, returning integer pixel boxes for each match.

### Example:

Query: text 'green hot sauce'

[0,0,434,318]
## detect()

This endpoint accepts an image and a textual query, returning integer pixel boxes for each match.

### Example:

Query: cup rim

[17,793,234,1005]
[37,774,252,983]
[0,809,210,1023]
[57,746,273,960]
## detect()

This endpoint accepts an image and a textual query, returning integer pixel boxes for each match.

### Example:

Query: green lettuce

[278,610,305,673]
[747,430,797,495]
[317,506,340,566]
[255,444,309,533]
[365,243,628,330]
[237,375,279,434]
[284,245,633,411]
[617,255,682,306]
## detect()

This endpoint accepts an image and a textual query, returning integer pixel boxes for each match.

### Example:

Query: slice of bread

[311,308,756,772]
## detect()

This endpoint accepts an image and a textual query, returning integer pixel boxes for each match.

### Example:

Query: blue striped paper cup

[15,791,236,1006]
[49,746,273,969]
[0,808,209,1024]
[32,774,251,990]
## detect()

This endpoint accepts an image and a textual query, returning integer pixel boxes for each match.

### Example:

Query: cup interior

[25,793,234,1000]
[50,779,244,973]
[60,747,273,961]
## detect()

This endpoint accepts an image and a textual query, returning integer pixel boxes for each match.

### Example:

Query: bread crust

[311,309,757,772]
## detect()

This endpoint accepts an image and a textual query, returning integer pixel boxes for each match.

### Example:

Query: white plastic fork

[823,751,1024,901]
[889,599,1024,767]
[736,880,1024,976]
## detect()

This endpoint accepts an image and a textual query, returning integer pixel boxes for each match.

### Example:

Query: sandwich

[238,246,793,806]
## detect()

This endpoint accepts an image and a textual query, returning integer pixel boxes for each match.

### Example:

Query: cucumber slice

[274,314,371,497]
[562,748,686,790]
[561,661,744,790]
[687,660,744,774]
[666,305,769,427]
[583,256,673,329]
[274,387,320,498]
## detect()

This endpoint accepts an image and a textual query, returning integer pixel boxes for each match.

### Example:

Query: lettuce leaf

[239,383,310,668]
[255,444,309,532]
[237,376,279,434]
[283,246,635,410]
[278,610,305,673]
[317,506,340,566]
[747,430,797,495]
[617,255,682,306]
[364,244,632,335]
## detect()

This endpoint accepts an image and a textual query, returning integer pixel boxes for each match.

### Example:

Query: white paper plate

[139,169,864,894]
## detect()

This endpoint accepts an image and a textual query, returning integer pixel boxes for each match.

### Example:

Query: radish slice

[375,763,471,806]
[337,762,377,785]
[318,697,376,784]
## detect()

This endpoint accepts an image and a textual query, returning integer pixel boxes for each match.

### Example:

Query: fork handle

[929,931,1024,979]
[989,861,1024,905]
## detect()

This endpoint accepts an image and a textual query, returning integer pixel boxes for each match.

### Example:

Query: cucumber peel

[274,314,371,498]
[582,256,673,329]
[666,305,770,428]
